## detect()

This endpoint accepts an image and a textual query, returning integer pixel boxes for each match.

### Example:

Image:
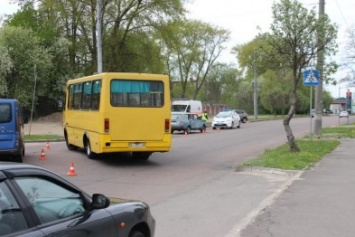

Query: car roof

[171,111,187,114]
[0,162,62,177]
[218,110,233,114]
[0,162,87,195]
[0,162,40,170]
[0,99,18,103]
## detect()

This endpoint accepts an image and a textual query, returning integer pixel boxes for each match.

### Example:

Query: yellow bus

[63,72,171,160]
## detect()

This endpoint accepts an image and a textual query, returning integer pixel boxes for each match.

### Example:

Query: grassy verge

[242,123,355,170]
[242,140,340,170]
[248,114,312,122]
[24,134,64,142]
[322,125,355,138]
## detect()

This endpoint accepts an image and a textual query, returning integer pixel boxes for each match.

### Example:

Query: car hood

[109,197,148,207]
[214,117,231,121]
[107,197,150,218]
[109,197,131,204]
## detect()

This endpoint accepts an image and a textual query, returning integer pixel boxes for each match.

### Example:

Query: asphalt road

[23,116,353,237]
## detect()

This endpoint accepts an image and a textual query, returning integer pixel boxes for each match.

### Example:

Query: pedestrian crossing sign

[303,69,319,86]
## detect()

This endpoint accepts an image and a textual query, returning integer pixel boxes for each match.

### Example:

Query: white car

[212,110,241,129]
[339,110,349,118]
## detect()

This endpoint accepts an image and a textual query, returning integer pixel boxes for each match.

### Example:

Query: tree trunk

[283,92,300,153]
[283,117,300,152]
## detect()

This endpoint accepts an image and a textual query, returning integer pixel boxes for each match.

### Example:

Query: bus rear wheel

[85,138,97,159]
[64,131,77,150]
[132,152,151,160]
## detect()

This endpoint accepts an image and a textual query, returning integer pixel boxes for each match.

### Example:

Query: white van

[171,100,203,115]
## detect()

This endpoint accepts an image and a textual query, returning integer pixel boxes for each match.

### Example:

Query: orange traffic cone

[67,162,77,176]
[45,141,51,150]
[40,149,47,160]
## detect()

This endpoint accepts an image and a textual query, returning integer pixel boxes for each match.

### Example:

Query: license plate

[130,142,145,148]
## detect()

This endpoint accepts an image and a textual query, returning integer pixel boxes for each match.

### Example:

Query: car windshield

[215,111,231,118]
[171,105,187,112]
[171,114,183,120]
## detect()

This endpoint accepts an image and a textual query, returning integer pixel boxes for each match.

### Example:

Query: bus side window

[92,80,101,110]
[73,83,82,110]
[128,94,139,106]
[82,82,92,110]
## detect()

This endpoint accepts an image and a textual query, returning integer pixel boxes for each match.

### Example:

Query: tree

[264,0,337,152]
[260,69,291,115]
[163,20,230,99]
[232,36,282,115]
[203,63,242,107]
[339,27,355,86]
[6,2,71,104]
[0,47,12,96]
[9,0,186,75]
[0,25,52,110]
[4,0,186,113]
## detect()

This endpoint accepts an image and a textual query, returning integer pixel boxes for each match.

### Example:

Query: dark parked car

[171,112,206,134]
[0,162,155,237]
[234,109,248,123]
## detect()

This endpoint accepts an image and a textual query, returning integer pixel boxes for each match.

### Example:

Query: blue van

[0,99,28,162]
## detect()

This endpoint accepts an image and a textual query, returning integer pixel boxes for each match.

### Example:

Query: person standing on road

[201,110,208,124]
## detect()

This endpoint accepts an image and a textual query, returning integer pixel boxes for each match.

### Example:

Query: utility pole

[314,0,325,136]
[96,0,103,73]
[253,51,258,120]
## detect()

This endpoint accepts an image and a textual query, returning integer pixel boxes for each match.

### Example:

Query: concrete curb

[226,166,304,237]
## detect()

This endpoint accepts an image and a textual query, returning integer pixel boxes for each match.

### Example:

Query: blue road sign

[303,69,319,86]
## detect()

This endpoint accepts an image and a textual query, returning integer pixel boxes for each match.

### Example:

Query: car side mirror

[91,193,110,209]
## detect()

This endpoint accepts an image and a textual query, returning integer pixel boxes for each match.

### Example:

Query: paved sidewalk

[24,122,63,136]
[240,138,355,237]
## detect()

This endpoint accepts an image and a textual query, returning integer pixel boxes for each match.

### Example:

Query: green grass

[248,113,312,122]
[242,123,355,170]
[24,134,64,142]
[243,139,340,170]
[322,125,355,138]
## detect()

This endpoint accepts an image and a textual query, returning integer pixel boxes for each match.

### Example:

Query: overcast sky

[1,0,354,97]
[186,0,355,97]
